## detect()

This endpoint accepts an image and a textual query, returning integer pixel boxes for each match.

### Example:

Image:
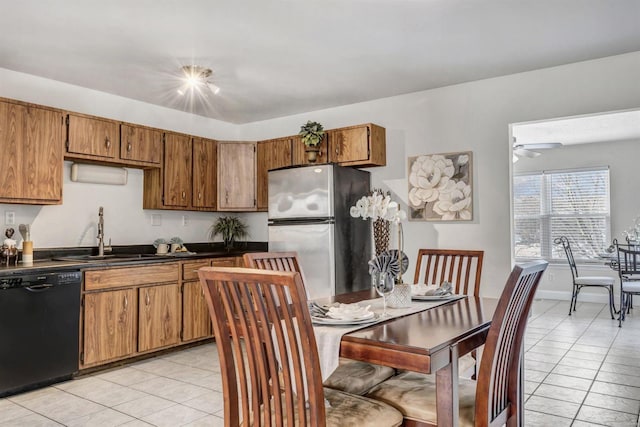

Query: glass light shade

[70,163,128,185]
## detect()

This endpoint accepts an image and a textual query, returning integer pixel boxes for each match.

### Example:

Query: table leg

[436,343,459,427]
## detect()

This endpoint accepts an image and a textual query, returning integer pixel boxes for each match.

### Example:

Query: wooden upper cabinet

[66,113,119,159]
[292,134,329,166]
[163,132,192,208]
[327,123,386,167]
[0,100,63,204]
[257,137,293,211]
[217,141,257,211]
[120,124,162,165]
[192,138,217,209]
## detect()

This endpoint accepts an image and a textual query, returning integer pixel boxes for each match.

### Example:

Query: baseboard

[535,289,614,304]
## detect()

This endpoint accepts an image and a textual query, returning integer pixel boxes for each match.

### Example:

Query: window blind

[514,167,610,261]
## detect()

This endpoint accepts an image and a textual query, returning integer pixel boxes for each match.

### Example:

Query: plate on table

[411,294,460,302]
[311,313,378,326]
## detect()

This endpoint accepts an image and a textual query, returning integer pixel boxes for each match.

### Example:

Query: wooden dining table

[322,290,501,427]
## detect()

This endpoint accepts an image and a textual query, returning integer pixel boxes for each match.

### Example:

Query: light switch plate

[151,214,162,226]
[5,211,15,225]
[182,215,188,226]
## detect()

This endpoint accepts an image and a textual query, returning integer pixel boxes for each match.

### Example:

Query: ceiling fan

[512,140,562,162]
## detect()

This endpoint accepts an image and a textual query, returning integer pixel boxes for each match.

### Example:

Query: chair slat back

[615,239,640,277]
[474,260,548,427]
[413,249,484,296]
[243,252,302,274]
[554,236,579,279]
[199,267,325,427]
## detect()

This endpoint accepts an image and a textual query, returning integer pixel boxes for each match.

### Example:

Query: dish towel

[312,296,465,381]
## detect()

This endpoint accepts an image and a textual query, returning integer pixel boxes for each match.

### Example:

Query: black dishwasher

[0,270,82,397]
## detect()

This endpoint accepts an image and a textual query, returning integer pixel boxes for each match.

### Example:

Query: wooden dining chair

[555,236,616,318]
[413,249,484,296]
[413,249,485,378]
[198,267,403,427]
[365,260,548,427]
[243,251,396,396]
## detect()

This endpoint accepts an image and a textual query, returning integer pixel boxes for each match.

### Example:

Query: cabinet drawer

[212,256,241,267]
[85,263,179,291]
[182,259,212,281]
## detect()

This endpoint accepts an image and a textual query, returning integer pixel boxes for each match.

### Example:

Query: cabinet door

[192,138,217,209]
[0,102,63,203]
[217,141,257,211]
[82,289,136,366]
[182,281,212,342]
[164,133,192,208]
[328,124,386,167]
[138,283,180,352]
[120,124,162,165]
[67,113,119,159]
[328,126,369,164]
[257,138,293,211]
[292,135,328,166]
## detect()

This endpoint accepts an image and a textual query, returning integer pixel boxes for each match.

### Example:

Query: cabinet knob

[127,142,132,152]
[105,137,111,150]
[145,290,150,306]
[198,192,202,200]
[123,295,128,309]
[182,191,186,199]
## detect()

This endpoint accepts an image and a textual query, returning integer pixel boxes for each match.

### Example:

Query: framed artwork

[407,151,473,221]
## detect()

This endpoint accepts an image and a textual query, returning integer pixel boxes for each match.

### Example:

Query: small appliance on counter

[268,164,371,299]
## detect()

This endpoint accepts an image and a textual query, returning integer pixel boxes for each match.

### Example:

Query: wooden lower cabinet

[182,281,212,342]
[138,283,181,352]
[82,288,136,366]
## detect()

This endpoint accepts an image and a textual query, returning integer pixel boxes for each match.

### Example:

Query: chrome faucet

[97,206,112,256]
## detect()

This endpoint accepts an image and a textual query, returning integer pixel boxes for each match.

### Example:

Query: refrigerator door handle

[268,218,335,226]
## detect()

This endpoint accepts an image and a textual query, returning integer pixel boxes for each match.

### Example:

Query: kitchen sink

[52,254,162,263]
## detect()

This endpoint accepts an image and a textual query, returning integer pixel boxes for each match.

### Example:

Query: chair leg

[607,286,615,319]
[569,285,578,315]
[619,292,626,327]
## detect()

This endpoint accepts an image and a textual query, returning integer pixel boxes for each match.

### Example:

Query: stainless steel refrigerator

[268,164,371,299]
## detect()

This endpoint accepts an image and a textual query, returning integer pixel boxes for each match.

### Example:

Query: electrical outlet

[151,214,162,226]
[5,211,15,225]
[182,215,188,226]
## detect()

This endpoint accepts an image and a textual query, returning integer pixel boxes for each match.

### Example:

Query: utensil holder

[22,241,33,265]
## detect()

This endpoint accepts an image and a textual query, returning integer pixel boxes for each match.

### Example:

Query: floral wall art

[408,151,473,221]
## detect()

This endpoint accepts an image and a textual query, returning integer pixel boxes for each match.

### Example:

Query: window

[513,167,610,261]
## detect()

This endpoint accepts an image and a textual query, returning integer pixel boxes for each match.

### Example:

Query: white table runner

[313,296,465,381]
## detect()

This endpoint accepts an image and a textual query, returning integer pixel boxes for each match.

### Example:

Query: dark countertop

[0,242,268,276]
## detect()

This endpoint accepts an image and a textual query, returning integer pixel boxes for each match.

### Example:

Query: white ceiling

[513,109,640,148]
[2,1,640,124]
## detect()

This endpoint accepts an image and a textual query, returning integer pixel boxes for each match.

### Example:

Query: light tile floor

[1,299,639,426]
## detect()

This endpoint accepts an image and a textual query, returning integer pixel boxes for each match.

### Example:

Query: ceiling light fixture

[512,139,563,161]
[177,65,220,96]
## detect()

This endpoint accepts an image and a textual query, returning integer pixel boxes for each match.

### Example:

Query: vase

[305,147,320,162]
[373,218,390,256]
[388,282,412,308]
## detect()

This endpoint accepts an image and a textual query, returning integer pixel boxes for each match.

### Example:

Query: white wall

[2,52,640,298]
[240,52,640,297]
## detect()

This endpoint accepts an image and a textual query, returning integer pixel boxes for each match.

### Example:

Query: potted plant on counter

[209,216,249,251]
[299,120,325,162]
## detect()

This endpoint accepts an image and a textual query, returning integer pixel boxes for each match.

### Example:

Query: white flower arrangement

[350,190,407,224]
